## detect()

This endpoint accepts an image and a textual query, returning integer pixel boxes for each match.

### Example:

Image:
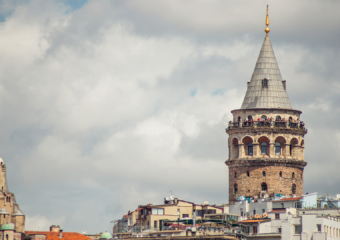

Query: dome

[100,232,112,239]
[12,209,24,216]
[1,223,13,230]
[0,209,9,215]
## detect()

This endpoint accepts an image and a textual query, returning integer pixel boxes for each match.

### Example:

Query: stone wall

[228,164,303,204]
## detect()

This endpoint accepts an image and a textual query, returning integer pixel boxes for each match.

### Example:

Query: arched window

[292,184,296,194]
[275,142,281,155]
[234,184,238,197]
[261,182,267,192]
[279,171,282,177]
[261,115,267,120]
[262,171,266,177]
[248,115,252,121]
[248,142,253,156]
[234,172,237,178]
[247,171,250,177]
[276,116,281,121]
[261,142,267,154]
[292,172,295,178]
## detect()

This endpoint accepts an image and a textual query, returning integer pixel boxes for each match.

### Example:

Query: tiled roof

[240,35,292,109]
[269,209,286,213]
[274,197,302,202]
[238,219,268,223]
[25,231,92,240]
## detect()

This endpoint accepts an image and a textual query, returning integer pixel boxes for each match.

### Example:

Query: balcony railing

[227,120,306,131]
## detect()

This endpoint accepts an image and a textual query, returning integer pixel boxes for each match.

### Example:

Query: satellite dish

[166,197,170,201]
[170,195,174,200]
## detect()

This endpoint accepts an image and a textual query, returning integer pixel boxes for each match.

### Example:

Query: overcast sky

[0,0,339,234]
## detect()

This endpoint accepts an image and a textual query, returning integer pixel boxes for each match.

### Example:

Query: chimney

[59,229,63,238]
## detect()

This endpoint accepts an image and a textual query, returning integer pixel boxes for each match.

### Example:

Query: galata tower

[226,6,307,204]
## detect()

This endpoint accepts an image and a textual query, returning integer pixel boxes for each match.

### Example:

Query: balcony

[227,120,306,131]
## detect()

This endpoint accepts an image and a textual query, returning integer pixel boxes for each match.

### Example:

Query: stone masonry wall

[228,165,303,204]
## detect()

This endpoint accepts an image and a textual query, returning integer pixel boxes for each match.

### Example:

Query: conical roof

[240,35,292,109]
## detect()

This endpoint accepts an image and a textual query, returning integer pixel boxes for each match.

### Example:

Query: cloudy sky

[0,0,340,234]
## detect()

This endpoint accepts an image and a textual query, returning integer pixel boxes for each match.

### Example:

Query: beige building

[135,197,223,231]
[0,158,25,233]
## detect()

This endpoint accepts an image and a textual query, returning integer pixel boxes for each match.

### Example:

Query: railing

[227,120,306,131]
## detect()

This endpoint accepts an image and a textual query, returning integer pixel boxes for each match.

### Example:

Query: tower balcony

[227,120,307,132]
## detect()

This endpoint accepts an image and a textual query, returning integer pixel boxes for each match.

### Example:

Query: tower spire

[265,5,270,36]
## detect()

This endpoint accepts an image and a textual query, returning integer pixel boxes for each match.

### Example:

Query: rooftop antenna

[265,5,270,36]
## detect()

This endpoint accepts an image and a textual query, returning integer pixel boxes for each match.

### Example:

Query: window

[248,142,253,156]
[279,171,282,177]
[234,172,237,178]
[261,142,267,154]
[152,208,164,215]
[289,145,292,155]
[262,78,268,88]
[261,182,267,191]
[240,211,243,217]
[253,210,256,215]
[197,210,203,217]
[253,226,258,234]
[262,171,266,177]
[276,116,281,121]
[281,203,284,208]
[275,213,280,219]
[262,209,265,214]
[317,224,321,232]
[292,172,295,178]
[294,225,302,234]
[238,116,241,122]
[234,184,238,198]
[247,171,250,177]
[182,214,189,218]
[248,115,252,121]
[154,221,158,229]
[292,184,297,194]
[261,115,267,120]
[275,142,281,155]
[278,227,282,233]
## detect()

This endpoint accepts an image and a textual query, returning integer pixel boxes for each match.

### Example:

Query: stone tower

[225,7,307,204]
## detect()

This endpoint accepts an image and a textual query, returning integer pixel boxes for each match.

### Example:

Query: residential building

[25,225,91,240]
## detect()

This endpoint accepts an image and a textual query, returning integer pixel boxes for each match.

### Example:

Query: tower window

[234,172,237,178]
[261,142,267,154]
[248,142,253,156]
[247,171,250,177]
[262,78,268,88]
[292,184,296,194]
[234,184,238,198]
[261,182,267,192]
[279,171,282,177]
[275,142,281,155]
[292,172,295,178]
[262,171,266,177]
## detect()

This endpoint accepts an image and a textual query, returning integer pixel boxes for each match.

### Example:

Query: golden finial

[265,5,270,36]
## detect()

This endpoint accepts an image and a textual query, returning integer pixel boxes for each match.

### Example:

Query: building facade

[225,7,307,204]
[0,158,25,233]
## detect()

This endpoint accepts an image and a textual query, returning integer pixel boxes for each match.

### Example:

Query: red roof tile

[269,209,286,213]
[25,231,92,240]
[274,197,302,201]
